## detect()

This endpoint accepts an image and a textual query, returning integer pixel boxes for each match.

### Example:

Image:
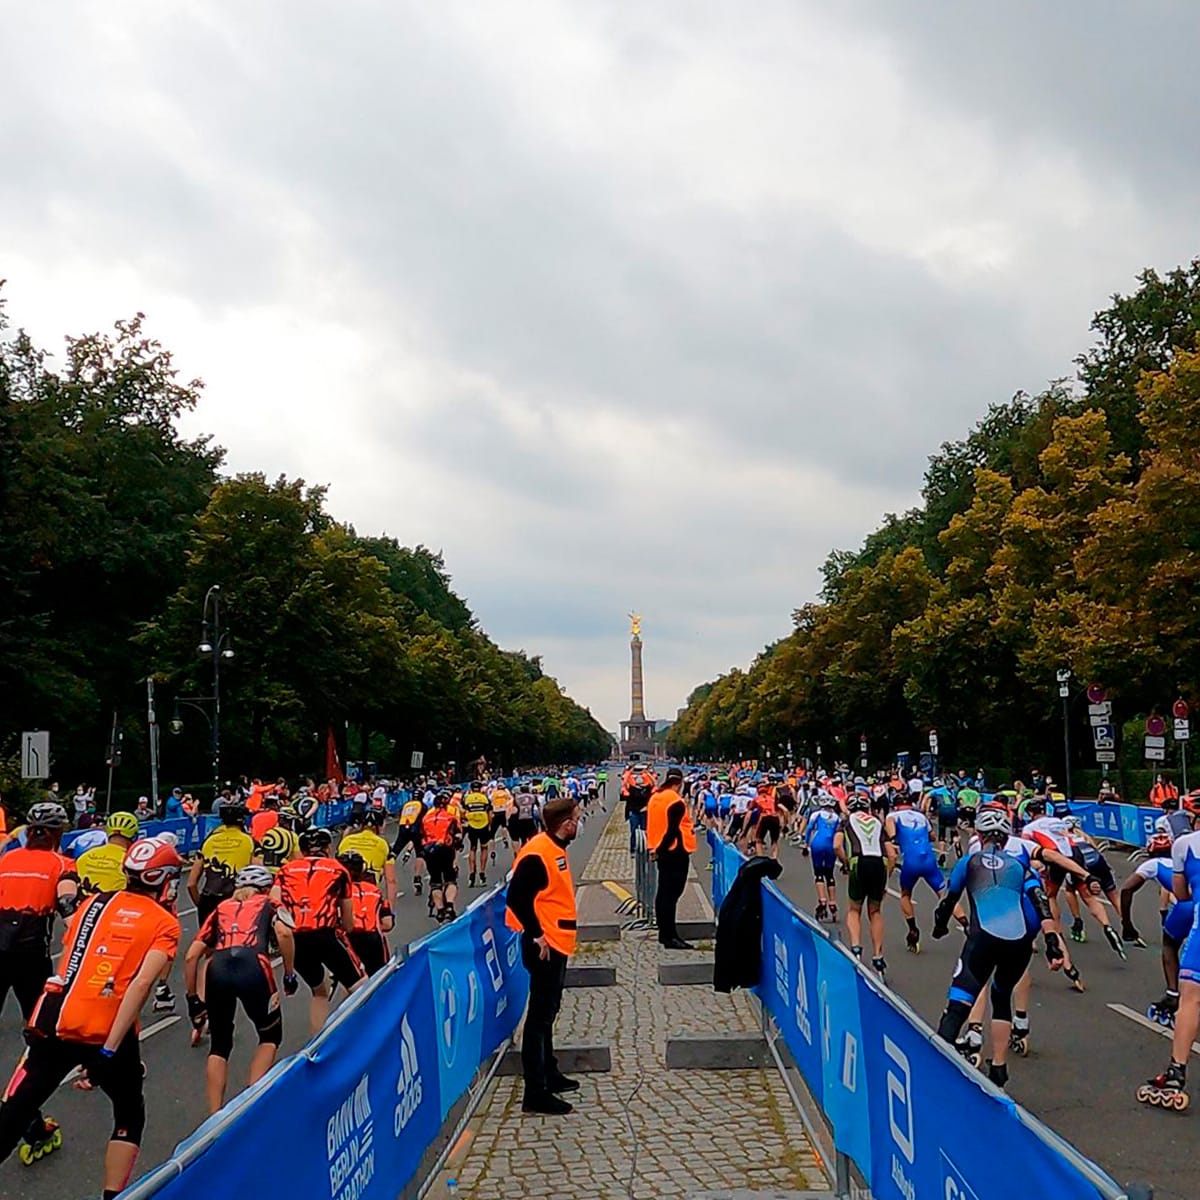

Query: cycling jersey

[30,891,180,1044]
[1023,816,1073,857]
[491,788,512,813]
[398,799,425,827]
[75,843,128,894]
[752,792,777,818]
[349,879,387,933]
[199,893,281,955]
[276,856,351,931]
[1172,831,1200,898]
[422,809,458,848]
[1135,856,1176,892]
[463,791,491,831]
[0,848,78,954]
[843,813,886,858]
[198,827,255,898]
[805,810,839,852]
[512,793,538,822]
[946,849,1037,941]
[337,829,392,880]
[891,808,935,863]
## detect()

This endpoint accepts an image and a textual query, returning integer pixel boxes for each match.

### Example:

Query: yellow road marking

[602,880,634,904]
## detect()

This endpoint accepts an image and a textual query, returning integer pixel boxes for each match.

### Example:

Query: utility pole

[1057,669,1072,799]
[104,710,122,815]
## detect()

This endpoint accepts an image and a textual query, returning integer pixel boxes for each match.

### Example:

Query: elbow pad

[56,892,80,920]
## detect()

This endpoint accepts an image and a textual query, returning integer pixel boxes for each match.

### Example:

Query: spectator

[135,795,155,822]
[164,788,185,821]
[72,785,88,827]
[1098,778,1122,803]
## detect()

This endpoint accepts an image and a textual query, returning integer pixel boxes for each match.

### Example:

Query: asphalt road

[697,825,1191,1200]
[0,794,613,1200]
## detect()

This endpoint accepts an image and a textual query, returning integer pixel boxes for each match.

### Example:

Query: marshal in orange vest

[505,832,578,956]
[646,787,696,855]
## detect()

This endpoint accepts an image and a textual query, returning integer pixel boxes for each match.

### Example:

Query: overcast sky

[5,2,1199,733]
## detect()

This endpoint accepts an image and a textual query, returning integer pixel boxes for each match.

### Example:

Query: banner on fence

[125,884,527,1200]
[1067,800,1160,848]
[712,834,1123,1200]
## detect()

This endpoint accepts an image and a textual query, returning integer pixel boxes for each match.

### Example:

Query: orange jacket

[646,787,696,855]
[505,833,578,956]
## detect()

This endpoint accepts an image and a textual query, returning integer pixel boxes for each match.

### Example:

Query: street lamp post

[198,585,234,804]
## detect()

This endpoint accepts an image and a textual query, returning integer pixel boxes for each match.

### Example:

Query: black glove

[931,920,949,940]
[1083,873,1102,895]
[283,972,299,996]
[186,993,207,1029]
[1044,931,1064,964]
[931,898,953,939]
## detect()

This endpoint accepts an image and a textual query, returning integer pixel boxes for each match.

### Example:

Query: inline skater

[933,808,1064,1088]
[927,778,959,864]
[750,781,781,859]
[421,793,462,922]
[256,824,300,876]
[391,791,427,896]
[727,784,753,845]
[490,780,513,854]
[273,828,365,1034]
[835,794,893,979]
[0,802,79,1164]
[76,811,140,895]
[1061,817,1127,958]
[463,782,493,887]
[508,783,540,850]
[886,792,945,953]
[803,796,841,922]
[183,864,297,1113]
[338,851,393,976]
[0,837,182,1190]
[187,798,254,927]
[1120,832,1189,1026]
[338,809,400,903]
[1138,820,1200,1109]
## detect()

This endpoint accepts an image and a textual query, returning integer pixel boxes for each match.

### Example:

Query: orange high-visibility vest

[646,787,696,855]
[505,833,577,956]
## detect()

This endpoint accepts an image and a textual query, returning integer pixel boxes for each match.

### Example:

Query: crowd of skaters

[0,762,608,1194]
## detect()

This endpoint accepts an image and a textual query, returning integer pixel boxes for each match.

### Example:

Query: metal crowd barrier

[622,827,657,930]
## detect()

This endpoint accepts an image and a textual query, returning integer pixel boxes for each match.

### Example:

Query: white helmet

[975,808,1012,839]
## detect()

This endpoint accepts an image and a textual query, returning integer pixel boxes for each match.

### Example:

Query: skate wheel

[968,1053,982,1068]
[1171,1091,1189,1111]
[50,1129,63,1150]
[1136,1085,1152,1103]
[19,1144,34,1165]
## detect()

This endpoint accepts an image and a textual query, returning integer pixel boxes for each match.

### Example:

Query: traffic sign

[928,730,939,755]
[1087,683,1108,704]
[1174,698,1190,720]
[1145,735,1167,749]
[1146,746,1167,761]
[1088,701,1112,716]
[1089,714,1112,727]
[1092,725,1115,749]
[410,751,424,769]
[1146,715,1166,737]
[1095,750,1116,763]
[1175,719,1191,742]
[21,731,49,779]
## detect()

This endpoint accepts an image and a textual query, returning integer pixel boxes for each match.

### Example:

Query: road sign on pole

[1146,715,1167,737]
[1095,750,1116,763]
[1175,718,1191,742]
[410,750,425,769]
[21,731,49,779]
[928,730,938,755]
[1174,698,1190,720]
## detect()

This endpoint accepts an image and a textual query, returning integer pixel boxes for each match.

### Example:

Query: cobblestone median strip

[444,809,827,1199]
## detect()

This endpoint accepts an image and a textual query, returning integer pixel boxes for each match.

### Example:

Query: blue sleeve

[947,855,970,897]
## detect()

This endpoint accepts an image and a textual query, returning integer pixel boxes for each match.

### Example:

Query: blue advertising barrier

[1067,800,1161,849]
[122,882,528,1200]
[60,816,218,858]
[709,831,1125,1200]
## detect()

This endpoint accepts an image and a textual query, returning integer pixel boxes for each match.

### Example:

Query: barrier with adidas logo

[120,882,528,1200]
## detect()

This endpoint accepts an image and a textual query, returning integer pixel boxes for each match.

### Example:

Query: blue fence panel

[122,881,528,1200]
[714,834,1123,1200]
[59,816,216,858]
[1067,800,1161,848]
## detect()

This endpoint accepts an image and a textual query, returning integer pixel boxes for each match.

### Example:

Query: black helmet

[217,798,246,825]
[337,850,366,881]
[299,827,332,854]
[848,794,870,813]
[1162,794,1180,812]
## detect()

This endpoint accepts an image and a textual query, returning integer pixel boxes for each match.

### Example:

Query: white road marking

[1108,1003,1200,1057]
[178,905,196,917]
[60,1016,183,1087]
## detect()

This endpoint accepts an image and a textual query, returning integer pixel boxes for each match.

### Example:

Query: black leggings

[0,1030,145,1160]
[938,931,1033,1042]
[0,953,53,1141]
[206,948,281,1060]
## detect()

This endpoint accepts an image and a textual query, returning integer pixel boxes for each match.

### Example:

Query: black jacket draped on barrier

[713,855,783,993]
